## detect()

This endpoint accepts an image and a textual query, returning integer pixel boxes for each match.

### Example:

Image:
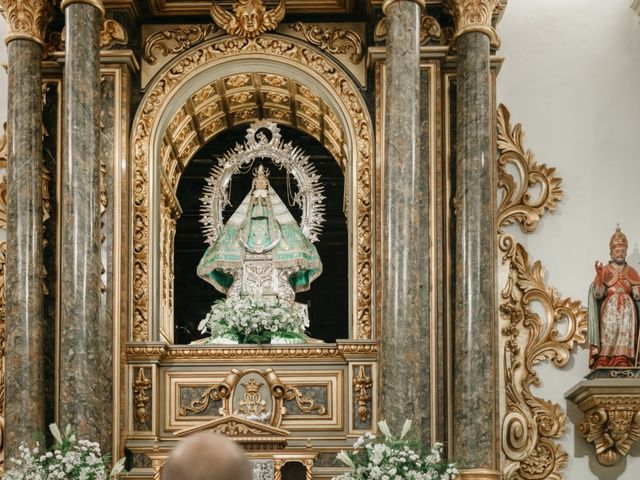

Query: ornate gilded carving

[133,368,152,428]
[566,381,640,466]
[283,386,326,415]
[444,0,500,48]
[180,385,223,415]
[0,123,7,169]
[126,342,378,360]
[374,13,441,46]
[581,406,640,465]
[497,105,563,233]
[100,18,127,49]
[143,25,214,65]
[131,35,373,341]
[290,22,364,64]
[210,0,285,39]
[212,420,264,436]
[353,365,372,423]
[497,104,588,480]
[0,0,53,45]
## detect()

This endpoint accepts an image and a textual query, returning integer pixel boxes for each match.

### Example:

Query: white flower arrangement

[3,424,125,480]
[198,291,309,344]
[334,420,458,480]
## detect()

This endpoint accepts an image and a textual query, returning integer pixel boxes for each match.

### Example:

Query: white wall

[497,0,640,478]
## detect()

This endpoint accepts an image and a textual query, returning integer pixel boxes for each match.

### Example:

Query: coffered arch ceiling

[161,71,348,183]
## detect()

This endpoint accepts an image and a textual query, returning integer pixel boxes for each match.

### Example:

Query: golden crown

[242,378,262,394]
[609,225,628,250]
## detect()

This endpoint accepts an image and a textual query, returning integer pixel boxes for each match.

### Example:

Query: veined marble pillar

[380,0,427,436]
[448,1,500,477]
[59,0,104,440]
[0,0,52,461]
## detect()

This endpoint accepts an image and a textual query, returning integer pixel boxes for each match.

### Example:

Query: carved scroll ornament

[143,25,215,65]
[0,0,53,45]
[373,13,441,46]
[497,104,588,480]
[290,22,364,64]
[210,0,285,39]
[581,404,640,466]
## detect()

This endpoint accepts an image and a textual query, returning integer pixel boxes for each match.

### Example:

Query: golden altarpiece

[0,0,616,479]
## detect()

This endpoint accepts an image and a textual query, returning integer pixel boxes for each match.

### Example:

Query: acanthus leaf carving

[444,0,500,48]
[143,25,215,65]
[133,368,152,428]
[290,22,364,64]
[100,18,127,49]
[497,105,588,480]
[0,0,53,45]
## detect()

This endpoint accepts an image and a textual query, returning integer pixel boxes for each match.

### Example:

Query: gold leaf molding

[497,104,588,480]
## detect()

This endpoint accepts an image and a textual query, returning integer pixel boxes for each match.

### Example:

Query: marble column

[59,0,104,441]
[449,1,500,477]
[380,0,427,437]
[0,0,51,461]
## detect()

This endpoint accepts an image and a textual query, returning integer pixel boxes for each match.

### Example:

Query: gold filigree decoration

[239,379,268,417]
[444,0,500,48]
[100,18,127,49]
[283,386,326,415]
[130,35,373,341]
[0,0,53,45]
[580,404,640,466]
[0,123,7,169]
[497,105,563,233]
[210,0,285,39]
[212,421,263,436]
[143,25,215,65]
[133,368,152,427]
[373,13,441,45]
[290,22,364,64]
[180,386,223,415]
[353,365,372,423]
[497,104,588,480]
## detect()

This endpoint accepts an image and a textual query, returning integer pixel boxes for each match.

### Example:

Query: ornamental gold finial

[0,0,54,46]
[444,0,501,48]
[210,0,285,39]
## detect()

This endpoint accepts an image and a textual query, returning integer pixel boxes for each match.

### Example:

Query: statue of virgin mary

[197,164,322,303]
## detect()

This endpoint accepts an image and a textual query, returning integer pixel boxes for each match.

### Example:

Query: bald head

[161,433,252,480]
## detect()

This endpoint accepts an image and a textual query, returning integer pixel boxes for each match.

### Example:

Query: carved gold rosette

[0,0,53,45]
[130,35,373,341]
[445,0,500,48]
[497,104,588,480]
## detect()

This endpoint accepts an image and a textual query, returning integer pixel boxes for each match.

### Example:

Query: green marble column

[0,0,52,461]
[59,0,104,441]
[450,1,500,477]
[380,0,428,438]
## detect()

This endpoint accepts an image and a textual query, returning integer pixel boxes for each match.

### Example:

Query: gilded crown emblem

[610,224,628,250]
[242,378,262,394]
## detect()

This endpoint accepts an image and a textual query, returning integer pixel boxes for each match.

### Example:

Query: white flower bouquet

[334,420,458,480]
[198,292,309,344]
[3,424,125,480]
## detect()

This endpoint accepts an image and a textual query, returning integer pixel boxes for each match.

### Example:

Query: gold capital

[382,0,425,15]
[60,0,105,16]
[0,0,53,46]
[445,0,501,48]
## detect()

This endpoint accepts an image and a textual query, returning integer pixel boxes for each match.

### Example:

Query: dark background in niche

[173,124,348,344]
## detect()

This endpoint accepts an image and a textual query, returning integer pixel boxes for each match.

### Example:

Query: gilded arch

[130,34,374,343]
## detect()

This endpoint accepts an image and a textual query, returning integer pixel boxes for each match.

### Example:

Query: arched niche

[173,123,349,344]
[130,35,374,344]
